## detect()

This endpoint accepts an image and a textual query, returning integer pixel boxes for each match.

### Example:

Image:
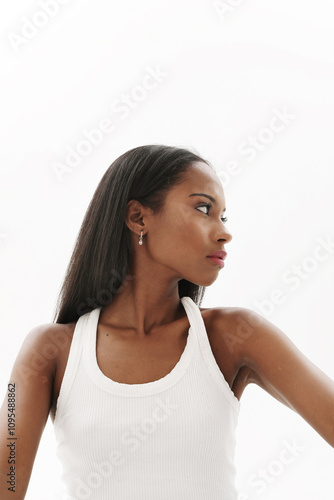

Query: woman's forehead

[172,163,225,201]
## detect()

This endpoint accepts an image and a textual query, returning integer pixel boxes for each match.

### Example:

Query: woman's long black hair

[52,144,213,324]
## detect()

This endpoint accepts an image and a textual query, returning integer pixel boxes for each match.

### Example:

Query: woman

[0,144,333,499]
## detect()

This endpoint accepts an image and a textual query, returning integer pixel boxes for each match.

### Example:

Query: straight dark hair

[52,144,214,324]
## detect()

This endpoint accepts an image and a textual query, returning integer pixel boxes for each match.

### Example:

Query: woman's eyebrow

[188,193,226,211]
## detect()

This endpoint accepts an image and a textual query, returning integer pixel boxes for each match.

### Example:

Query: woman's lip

[207,252,227,260]
[206,256,225,267]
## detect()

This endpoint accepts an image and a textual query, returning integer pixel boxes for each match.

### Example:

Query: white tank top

[53,296,241,499]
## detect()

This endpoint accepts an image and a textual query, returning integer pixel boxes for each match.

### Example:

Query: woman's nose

[218,225,232,244]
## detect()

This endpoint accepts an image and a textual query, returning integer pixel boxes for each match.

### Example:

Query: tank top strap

[54,310,92,428]
[181,296,240,413]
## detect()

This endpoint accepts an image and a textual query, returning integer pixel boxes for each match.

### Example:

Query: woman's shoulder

[19,321,77,382]
[198,305,258,400]
[200,304,261,327]
[199,304,254,327]
[198,304,262,363]
[25,321,77,353]
[28,321,78,422]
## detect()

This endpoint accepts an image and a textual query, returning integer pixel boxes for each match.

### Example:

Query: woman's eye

[196,204,210,215]
[196,204,228,223]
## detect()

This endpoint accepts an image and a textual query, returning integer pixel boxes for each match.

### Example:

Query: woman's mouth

[206,256,225,267]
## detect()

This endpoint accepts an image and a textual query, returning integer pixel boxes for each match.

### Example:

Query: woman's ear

[124,199,146,236]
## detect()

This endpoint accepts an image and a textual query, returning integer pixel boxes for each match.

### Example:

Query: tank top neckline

[82,296,196,397]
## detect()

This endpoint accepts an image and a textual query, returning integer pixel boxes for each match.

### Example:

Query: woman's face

[144,161,233,287]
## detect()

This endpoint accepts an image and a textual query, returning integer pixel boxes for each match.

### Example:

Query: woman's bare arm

[0,324,57,499]
[220,307,334,447]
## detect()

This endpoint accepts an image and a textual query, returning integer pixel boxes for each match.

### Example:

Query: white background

[1,0,334,498]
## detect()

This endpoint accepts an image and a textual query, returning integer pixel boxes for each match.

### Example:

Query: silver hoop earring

[139,230,143,245]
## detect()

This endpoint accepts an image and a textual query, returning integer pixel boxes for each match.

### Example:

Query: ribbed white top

[53,296,240,499]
